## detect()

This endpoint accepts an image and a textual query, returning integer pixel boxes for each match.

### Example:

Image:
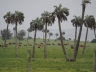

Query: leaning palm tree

[30,17,44,58]
[52,4,69,60]
[41,11,54,58]
[27,28,33,43]
[11,11,25,58]
[55,33,58,41]
[82,15,95,55]
[3,12,12,47]
[72,0,91,61]
[71,16,81,49]
[48,32,53,42]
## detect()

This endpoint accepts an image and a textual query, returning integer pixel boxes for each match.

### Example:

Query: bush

[57,36,65,40]
[91,39,96,43]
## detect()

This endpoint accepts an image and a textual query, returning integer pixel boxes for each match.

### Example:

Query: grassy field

[0,38,96,72]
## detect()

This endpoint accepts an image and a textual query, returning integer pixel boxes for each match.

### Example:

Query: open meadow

[0,38,96,72]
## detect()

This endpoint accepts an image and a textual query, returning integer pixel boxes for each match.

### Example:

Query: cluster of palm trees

[3,0,95,61]
[3,11,24,58]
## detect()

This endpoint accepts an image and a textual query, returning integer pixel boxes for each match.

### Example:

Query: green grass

[0,39,95,72]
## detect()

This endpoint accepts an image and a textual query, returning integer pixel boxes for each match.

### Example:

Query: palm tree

[41,11,54,58]
[71,16,81,49]
[82,15,95,55]
[43,29,50,41]
[3,12,12,47]
[72,0,91,61]
[30,17,44,58]
[11,11,25,58]
[52,4,69,60]
[27,28,33,42]
[55,33,58,41]
[48,32,53,41]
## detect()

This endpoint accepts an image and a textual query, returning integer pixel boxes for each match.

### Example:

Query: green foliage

[30,17,44,31]
[57,36,65,40]
[17,30,26,41]
[1,29,13,40]
[53,4,69,21]
[91,39,96,43]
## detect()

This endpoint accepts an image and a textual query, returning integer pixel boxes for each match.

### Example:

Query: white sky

[0,0,96,30]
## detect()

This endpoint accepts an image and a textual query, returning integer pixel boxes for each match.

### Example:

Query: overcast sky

[0,0,96,30]
[0,0,96,41]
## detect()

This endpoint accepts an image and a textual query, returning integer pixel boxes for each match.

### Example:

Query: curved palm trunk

[4,24,9,47]
[15,23,18,58]
[32,29,37,58]
[74,26,77,48]
[58,20,68,60]
[82,26,88,55]
[72,4,85,61]
[44,23,47,58]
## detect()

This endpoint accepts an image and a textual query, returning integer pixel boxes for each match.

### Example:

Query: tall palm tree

[30,17,44,58]
[11,11,25,58]
[3,12,12,47]
[52,4,69,60]
[72,0,91,61]
[82,15,95,55]
[71,16,81,49]
[41,11,54,58]
[27,28,33,42]
[48,32,53,42]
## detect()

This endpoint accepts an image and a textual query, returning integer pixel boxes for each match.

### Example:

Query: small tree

[48,32,53,41]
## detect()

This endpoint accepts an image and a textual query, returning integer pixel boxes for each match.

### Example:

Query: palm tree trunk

[82,26,88,55]
[58,20,68,60]
[44,23,47,58]
[94,49,96,72]
[14,30,15,42]
[72,3,85,61]
[15,23,18,58]
[4,24,9,47]
[74,26,77,48]
[27,50,31,72]
[32,29,37,58]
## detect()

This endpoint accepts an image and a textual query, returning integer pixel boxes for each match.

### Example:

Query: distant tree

[48,32,53,41]
[17,30,26,41]
[1,29,13,40]
[71,16,81,49]
[30,17,44,58]
[11,11,25,58]
[82,15,95,55]
[3,11,12,47]
[27,28,33,42]
[55,33,58,41]
[62,32,65,36]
